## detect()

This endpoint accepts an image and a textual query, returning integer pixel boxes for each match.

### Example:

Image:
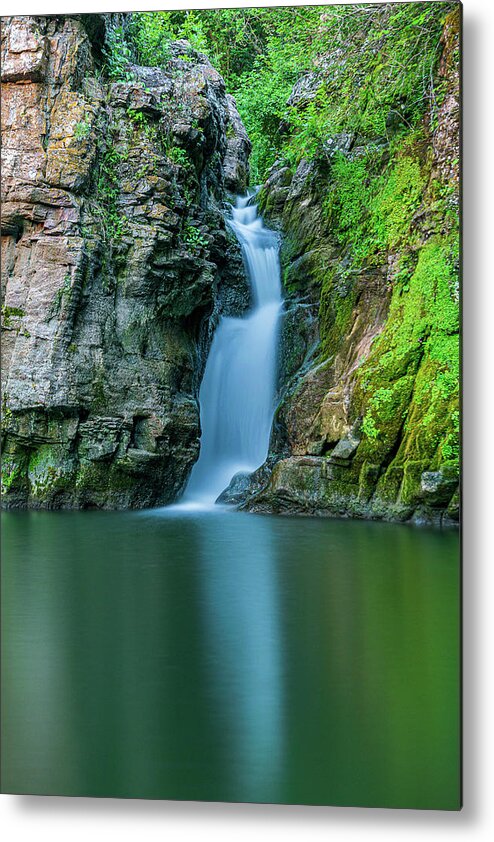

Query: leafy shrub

[183,224,208,249]
[103,26,135,82]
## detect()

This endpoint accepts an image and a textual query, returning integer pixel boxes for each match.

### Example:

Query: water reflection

[1,510,460,808]
[193,513,284,802]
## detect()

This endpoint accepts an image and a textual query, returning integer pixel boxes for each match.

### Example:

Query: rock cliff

[1,15,250,508]
[241,7,460,526]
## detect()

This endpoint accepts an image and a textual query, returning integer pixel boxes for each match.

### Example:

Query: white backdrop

[1,1,493,840]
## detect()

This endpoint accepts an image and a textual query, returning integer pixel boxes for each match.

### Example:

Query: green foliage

[324,137,426,266]
[167,146,191,168]
[119,4,455,182]
[129,8,271,85]
[126,107,147,129]
[232,7,325,180]
[281,3,451,169]
[235,58,295,182]
[125,7,323,181]
[103,26,135,82]
[96,146,127,243]
[74,120,91,141]
[127,12,173,67]
[234,2,453,179]
[183,224,208,250]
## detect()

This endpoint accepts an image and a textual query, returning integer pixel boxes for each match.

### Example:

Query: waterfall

[183,194,282,507]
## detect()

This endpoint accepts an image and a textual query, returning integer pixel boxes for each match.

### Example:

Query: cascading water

[183,193,282,506]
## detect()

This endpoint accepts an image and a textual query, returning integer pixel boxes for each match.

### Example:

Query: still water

[1,508,460,809]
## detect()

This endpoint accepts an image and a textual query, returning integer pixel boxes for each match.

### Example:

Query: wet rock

[447,488,460,522]
[260,166,293,218]
[328,430,360,465]
[420,468,459,507]
[216,471,252,505]
[277,299,319,387]
[322,132,355,157]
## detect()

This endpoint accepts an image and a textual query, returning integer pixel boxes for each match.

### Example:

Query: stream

[184,193,282,506]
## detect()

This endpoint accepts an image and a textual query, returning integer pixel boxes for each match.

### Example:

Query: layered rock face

[1,15,250,508]
[243,8,460,526]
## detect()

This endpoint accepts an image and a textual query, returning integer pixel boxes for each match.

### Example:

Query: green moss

[1,454,28,494]
[354,236,459,476]
[374,156,425,248]
[2,305,25,328]
[400,460,428,506]
[90,367,108,411]
[358,462,381,502]
[26,446,74,498]
[359,375,416,460]
[375,464,405,503]
[324,136,427,268]
[318,261,358,361]
[75,463,137,496]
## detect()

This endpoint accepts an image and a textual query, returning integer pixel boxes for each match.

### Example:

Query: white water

[182,194,282,507]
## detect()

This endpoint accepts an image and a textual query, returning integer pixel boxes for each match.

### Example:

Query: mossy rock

[27,445,77,501]
[374,464,404,503]
[400,460,429,506]
[358,462,381,502]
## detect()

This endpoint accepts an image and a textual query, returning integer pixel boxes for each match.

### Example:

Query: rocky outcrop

[242,8,461,526]
[223,94,251,193]
[1,15,250,509]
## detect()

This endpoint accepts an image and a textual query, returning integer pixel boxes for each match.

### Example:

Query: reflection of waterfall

[195,514,285,803]
[183,194,282,506]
